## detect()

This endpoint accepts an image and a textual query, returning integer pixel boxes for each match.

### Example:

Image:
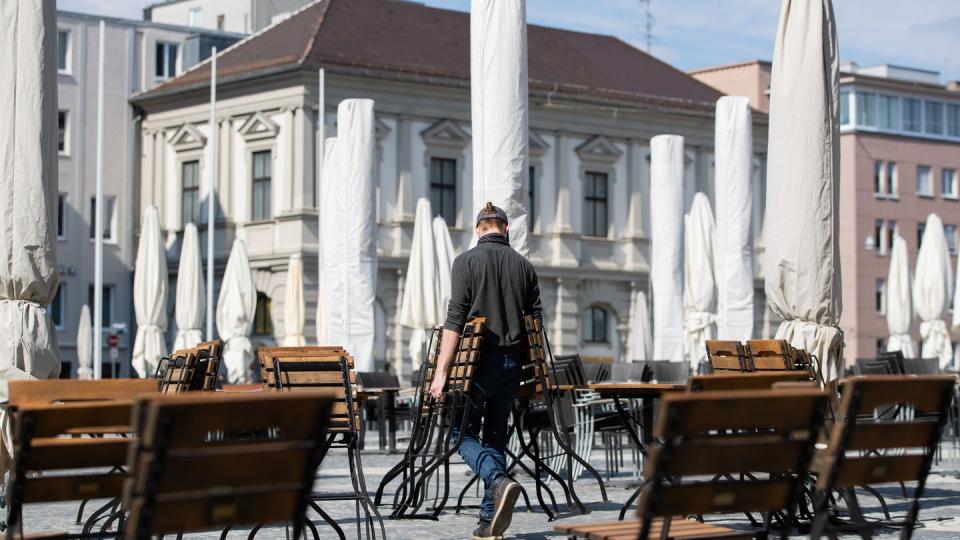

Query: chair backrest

[194,339,224,390]
[686,371,814,392]
[443,318,485,396]
[259,349,358,434]
[257,345,347,382]
[123,392,333,539]
[746,339,794,371]
[647,360,691,383]
[609,361,649,383]
[553,354,587,386]
[581,361,609,383]
[854,358,894,376]
[637,389,828,539]
[705,340,746,372]
[518,316,549,399]
[902,357,941,375]
[877,350,906,375]
[159,348,201,394]
[357,371,401,389]
[8,379,159,407]
[816,375,955,493]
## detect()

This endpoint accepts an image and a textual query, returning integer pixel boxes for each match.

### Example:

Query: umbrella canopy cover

[400,199,440,371]
[132,206,168,377]
[650,135,685,363]
[172,222,204,350]
[684,193,717,369]
[913,214,953,368]
[628,289,653,362]
[320,99,378,372]
[77,305,93,380]
[216,238,257,383]
[886,235,916,358]
[433,215,456,318]
[0,0,62,398]
[470,0,530,255]
[316,137,338,345]
[282,254,306,346]
[714,96,754,341]
[764,0,843,380]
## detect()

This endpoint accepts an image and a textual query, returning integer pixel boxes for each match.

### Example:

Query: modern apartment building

[691,60,960,364]
[143,0,313,33]
[131,0,771,381]
[53,10,239,378]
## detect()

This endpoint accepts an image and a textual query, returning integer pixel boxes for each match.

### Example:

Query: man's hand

[430,328,462,400]
[429,371,445,400]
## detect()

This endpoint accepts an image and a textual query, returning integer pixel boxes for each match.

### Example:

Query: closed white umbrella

[714,96,754,341]
[650,135,685,363]
[470,0,530,255]
[433,215,456,318]
[132,205,168,377]
[400,199,441,372]
[913,214,953,368]
[952,232,960,368]
[886,235,916,358]
[765,0,843,381]
[320,99,378,371]
[77,305,93,380]
[216,238,257,384]
[172,222,204,350]
[282,254,306,346]
[315,137,338,344]
[684,193,717,369]
[628,290,653,362]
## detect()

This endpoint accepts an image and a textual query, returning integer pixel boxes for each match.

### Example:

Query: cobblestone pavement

[17,437,960,539]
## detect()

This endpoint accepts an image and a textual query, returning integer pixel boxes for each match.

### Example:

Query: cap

[475,203,508,227]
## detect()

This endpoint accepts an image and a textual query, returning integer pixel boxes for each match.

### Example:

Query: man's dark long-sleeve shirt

[443,233,542,349]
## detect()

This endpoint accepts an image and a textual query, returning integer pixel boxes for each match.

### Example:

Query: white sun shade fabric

[400,199,441,372]
[173,222,204,350]
[714,96,754,341]
[315,137,338,345]
[216,238,257,383]
[764,0,843,381]
[132,206,168,378]
[0,0,61,399]
[684,193,717,369]
[952,232,960,367]
[628,289,653,362]
[320,99,377,372]
[433,216,456,320]
[77,305,93,380]
[283,254,306,346]
[470,0,529,256]
[650,135,685,364]
[886,235,915,358]
[913,214,953,368]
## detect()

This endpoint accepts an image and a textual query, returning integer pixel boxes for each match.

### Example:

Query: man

[430,202,542,540]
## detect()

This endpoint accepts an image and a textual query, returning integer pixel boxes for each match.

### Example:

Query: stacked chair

[155,339,223,393]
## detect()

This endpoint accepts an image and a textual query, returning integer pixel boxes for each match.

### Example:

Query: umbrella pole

[93,20,105,379]
[316,68,324,342]
[206,49,217,340]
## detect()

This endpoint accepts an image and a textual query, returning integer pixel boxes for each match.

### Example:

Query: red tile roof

[136,0,722,110]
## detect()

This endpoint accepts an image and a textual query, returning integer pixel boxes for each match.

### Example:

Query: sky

[60,0,960,82]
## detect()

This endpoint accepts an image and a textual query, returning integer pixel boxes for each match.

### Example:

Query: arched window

[253,292,273,335]
[583,306,608,344]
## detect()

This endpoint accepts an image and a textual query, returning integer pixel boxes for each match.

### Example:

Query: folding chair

[555,388,829,539]
[123,392,333,539]
[810,375,956,540]
[706,340,748,372]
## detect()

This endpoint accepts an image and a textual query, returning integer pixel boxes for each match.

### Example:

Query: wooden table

[586,382,685,519]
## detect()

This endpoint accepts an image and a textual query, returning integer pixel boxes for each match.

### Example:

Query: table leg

[378,396,388,450]
[612,396,647,456]
[387,389,398,453]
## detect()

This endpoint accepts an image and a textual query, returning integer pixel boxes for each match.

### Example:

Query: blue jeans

[451,351,522,522]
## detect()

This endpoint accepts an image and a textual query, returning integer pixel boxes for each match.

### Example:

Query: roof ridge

[298,0,335,66]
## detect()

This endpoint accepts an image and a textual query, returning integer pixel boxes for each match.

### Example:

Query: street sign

[107,334,119,348]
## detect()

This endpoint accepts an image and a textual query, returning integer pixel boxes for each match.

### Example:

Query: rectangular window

[216,14,225,30]
[189,7,202,27]
[57,30,69,73]
[887,220,897,252]
[902,98,922,132]
[886,162,898,196]
[89,196,117,242]
[181,160,200,226]
[878,95,899,130]
[155,42,178,79]
[856,91,876,127]
[583,171,609,237]
[429,157,457,225]
[948,104,960,137]
[873,161,884,196]
[942,168,958,199]
[87,284,115,328]
[251,150,272,221]
[57,193,66,240]
[528,166,536,232]
[839,89,850,125]
[924,101,944,135]
[918,222,926,247]
[58,110,67,154]
[49,284,65,329]
[874,219,885,255]
[916,165,932,196]
[875,279,886,314]
[945,224,958,256]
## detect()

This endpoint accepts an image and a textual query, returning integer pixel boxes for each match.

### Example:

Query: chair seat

[554,518,756,540]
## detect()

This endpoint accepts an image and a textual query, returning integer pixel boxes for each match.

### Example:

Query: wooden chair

[810,375,956,539]
[555,388,829,540]
[745,339,794,371]
[122,392,333,539]
[706,340,748,372]
[5,379,159,537]
[258,347,384,539]
[686,371,815,392]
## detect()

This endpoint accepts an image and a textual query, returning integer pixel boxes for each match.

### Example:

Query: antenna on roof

[638,0,656,54]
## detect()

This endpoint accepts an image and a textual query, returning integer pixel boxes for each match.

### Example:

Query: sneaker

[489,476,521,537]
[472,521,499,540]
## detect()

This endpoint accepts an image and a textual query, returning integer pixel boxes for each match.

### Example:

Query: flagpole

[93,20,105,379]
[206,48,217,339]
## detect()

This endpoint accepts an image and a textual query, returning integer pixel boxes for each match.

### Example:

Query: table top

[586,382,685,398]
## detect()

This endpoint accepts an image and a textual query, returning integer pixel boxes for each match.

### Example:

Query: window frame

[924,100,944,135]
[251,149,273,221]
[583,306,609,344]
[49,283,66,330]
[155,41,180,80]
[58,110,69,156]
[875,278,886,315]
[916,165,933,197]
[942,168,958,200]
[57,192,67,241]
[180,159,201,227]
[88,284,115,329]
[89,195,118,244]
[253,292,273,336]
[902,97,923,133]
[945,224,958,256]
[583,170,610,238]
[57,29,71,74]
[429,156,458,227]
